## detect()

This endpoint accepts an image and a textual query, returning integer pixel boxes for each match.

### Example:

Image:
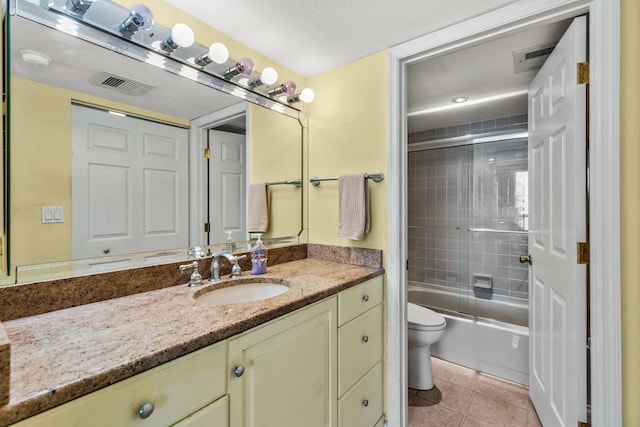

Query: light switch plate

[41,206,64,224]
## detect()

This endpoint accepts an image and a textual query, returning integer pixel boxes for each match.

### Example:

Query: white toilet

[407,302,447,390]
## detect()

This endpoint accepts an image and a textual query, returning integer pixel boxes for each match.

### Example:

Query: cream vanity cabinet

[337,276,385,427]
[227,297,338,427]
[12,341,228,427]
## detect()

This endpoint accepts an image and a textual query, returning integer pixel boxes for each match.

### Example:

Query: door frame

[189,102,248,247]
[386,1,621,426]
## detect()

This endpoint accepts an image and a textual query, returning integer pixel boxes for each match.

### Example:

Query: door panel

[72,105,188,259]
[208,129,246,244]
[528,15,587,427]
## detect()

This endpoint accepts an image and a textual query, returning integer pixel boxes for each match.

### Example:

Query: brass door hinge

[204,222,211,233]
[577,242,590,265]
[578,422,591,427]
[204,148,211,159]
[577,61,590,85]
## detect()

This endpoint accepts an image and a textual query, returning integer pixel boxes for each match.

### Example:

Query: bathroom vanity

[0,248,385,427]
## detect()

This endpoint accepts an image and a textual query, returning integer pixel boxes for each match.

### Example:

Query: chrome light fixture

[268,80,297,97]
[223,57,254,79]
[160,23,195,53]
[118,4,154,37]
[66,0,98,15]
[248,67,278,88]
[287,88,315,104]
[194,42,229,66]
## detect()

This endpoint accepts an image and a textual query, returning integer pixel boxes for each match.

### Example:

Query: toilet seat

[408,303,446,331]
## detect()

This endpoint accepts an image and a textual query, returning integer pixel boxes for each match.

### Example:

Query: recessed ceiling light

[20,50,51,66]
[451,96,469,104]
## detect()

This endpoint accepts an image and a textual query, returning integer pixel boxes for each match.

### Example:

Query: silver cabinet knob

[103,248,110,254]
[234,365,245,377]
[362,294,370,302]
[362,399,369,407]
[138,402,154,419]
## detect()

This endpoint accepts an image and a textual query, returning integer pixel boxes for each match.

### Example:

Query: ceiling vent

[512,41,558,74]
[89,71,153,96]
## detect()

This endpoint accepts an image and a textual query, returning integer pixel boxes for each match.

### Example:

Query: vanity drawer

[338,362,383,427]
[173,395,228,427]
[338,276,383,326]
[13,341,227,427]
[338,304,383,396]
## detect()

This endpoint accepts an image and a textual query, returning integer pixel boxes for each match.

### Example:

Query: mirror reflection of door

[71,105,189,259]
[207,120,247,245]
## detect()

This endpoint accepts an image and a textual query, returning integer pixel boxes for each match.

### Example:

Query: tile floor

[408,357,542,427]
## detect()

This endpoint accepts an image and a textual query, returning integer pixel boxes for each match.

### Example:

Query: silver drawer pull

[234,365,245,377]
[138,402,155,419]
[362,335,369,343]
[362,294,370,302]
[362,399,369,407]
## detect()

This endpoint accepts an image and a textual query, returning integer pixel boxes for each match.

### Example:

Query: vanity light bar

[45,0,313,107]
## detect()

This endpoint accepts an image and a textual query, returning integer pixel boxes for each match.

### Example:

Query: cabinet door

[228,297,337,427]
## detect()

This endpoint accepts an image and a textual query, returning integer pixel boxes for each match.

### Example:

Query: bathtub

[408,283,530,385]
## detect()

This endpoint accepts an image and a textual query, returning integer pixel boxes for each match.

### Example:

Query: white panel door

[139,124,189,252]
[72,106,188,259]
[528,16,587,427]
[208,129,246,244]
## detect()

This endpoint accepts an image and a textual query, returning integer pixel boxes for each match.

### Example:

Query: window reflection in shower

[407,137,529,323]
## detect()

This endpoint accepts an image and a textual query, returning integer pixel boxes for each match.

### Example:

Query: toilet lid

[408,303,446,329]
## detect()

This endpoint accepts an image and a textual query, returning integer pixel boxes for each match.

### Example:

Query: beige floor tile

[416,378,474,415]
[465,394,528,427]
[432,358,481,390]
[474,373,530,409]
[408,399,464,427]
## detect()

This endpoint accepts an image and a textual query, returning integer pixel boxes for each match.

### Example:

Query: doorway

[386,2,621,426]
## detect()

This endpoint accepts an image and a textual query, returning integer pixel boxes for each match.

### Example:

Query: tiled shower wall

[408,132,530,305]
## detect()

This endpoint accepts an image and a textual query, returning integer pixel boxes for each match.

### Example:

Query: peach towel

[338,174,370,240]
[248,182,269,233]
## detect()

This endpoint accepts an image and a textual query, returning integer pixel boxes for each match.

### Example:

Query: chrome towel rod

[310,172,384,187]
[267,179,303,187]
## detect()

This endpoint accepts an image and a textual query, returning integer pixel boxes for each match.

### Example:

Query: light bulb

[223,57,255,79]
[260,67,278,85]
[248,67,278,88]
[160,23,195,53]
[195,42,229,66]
[287,88,315,104]
[268,80,297,97]
[299,88,315,103]
[119,4,154,36]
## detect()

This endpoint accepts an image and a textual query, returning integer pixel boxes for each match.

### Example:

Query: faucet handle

[179,261,202,287]
[230,255,246,278]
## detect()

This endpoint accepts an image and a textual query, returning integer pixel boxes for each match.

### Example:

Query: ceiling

[163,0,516,77]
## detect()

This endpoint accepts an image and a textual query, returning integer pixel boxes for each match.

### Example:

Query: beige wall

[248,104,304,239]
[10,77,188,266]
[305,52,388,256]
[620,0,639,423]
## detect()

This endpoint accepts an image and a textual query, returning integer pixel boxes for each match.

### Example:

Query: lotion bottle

[250,234,268,275]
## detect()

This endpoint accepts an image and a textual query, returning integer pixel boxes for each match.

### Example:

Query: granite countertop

[0,257,383,426]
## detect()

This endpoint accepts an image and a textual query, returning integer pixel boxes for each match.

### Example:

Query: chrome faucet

[209,253,247,282]
[179,261,203,287]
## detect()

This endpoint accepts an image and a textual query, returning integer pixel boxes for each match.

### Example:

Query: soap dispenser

[250,234,268,275]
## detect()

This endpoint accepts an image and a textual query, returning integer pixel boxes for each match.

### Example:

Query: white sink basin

[194,279,290,305]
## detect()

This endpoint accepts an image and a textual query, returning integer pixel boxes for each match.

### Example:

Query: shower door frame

[386,1,621,426]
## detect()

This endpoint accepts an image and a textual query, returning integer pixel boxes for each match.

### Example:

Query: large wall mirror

[5,1,305,283]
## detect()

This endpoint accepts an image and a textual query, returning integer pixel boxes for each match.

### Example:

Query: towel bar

[310,172,384,187]
[266,179,302,187]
